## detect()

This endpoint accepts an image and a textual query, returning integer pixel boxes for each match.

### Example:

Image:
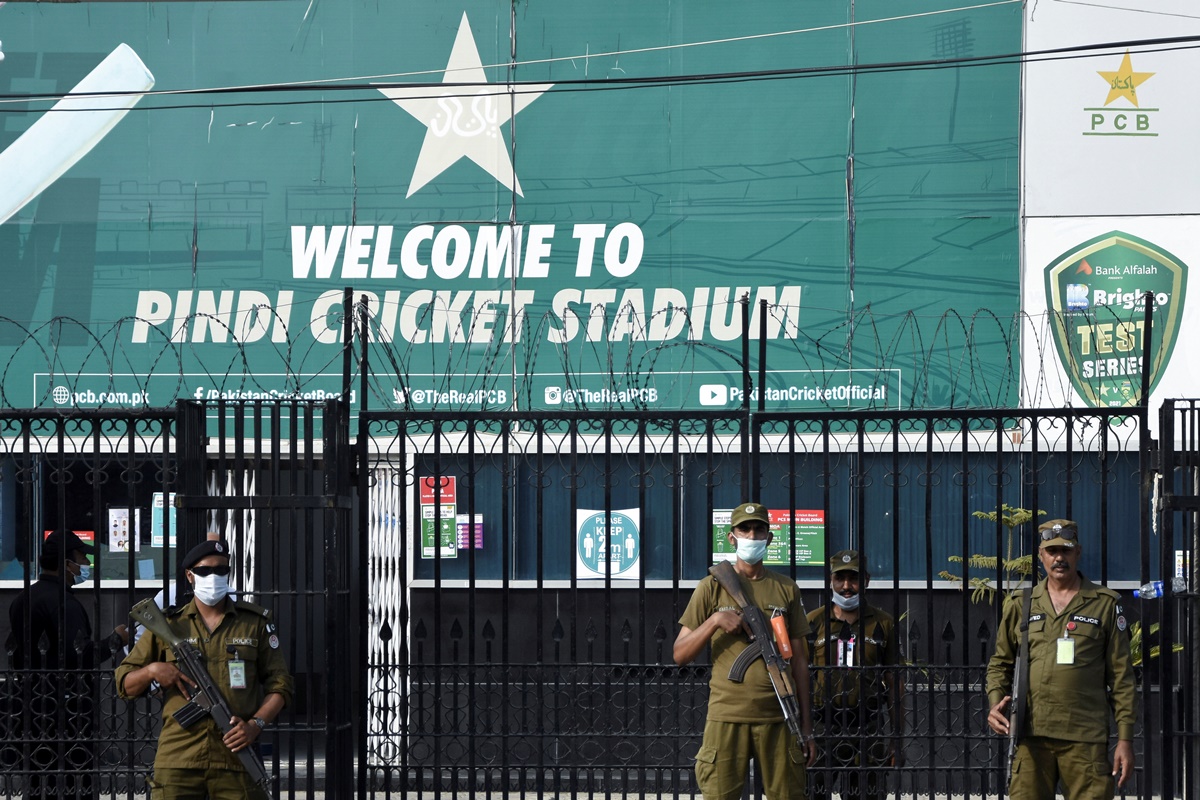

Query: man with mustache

[985,519,1136,799]
[805,549,904,800]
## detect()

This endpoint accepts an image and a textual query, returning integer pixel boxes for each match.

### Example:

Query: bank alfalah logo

[377,12,555,197]
[1083,51,1157,138]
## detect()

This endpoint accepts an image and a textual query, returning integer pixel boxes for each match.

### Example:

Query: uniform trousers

[147,766,270,800]
[1009,737,1115,800]
[693,718,806,800]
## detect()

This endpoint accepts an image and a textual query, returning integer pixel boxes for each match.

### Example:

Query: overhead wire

[1,33,1196,115]
[1,0,1025,100]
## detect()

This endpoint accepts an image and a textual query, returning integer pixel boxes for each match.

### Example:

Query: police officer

[985,519,1136,799]
[115,539,293,799]
[674,502,818,800]
[8,529,126,799]
[806,549,903,800]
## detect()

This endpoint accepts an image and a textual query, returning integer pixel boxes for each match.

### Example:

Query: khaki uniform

[679,570,809,800]
[985,575,1135,800]
[805,604,900,800]
[116,598,293,798]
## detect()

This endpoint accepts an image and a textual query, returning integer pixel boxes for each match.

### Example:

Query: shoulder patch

[234,599,271,619]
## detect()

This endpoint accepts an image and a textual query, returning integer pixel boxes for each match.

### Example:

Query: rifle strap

[1013,587,1033,733]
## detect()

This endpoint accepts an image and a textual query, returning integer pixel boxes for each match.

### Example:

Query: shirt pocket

[224,646,260,699]
[1026,619,1047,662]
[1065,619,1104,666]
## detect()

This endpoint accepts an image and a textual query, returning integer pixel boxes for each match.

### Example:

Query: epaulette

[1096,585,1121,601]
[234,598,271,619]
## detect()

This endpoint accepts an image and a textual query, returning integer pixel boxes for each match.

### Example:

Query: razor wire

[0,296,1149,413]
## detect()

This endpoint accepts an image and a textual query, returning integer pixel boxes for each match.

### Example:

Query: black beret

[182,539,231,570]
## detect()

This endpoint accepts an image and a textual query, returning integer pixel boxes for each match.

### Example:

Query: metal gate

[0,400,354,799]
[1154,399,1200,799]
[357,404,1197,800]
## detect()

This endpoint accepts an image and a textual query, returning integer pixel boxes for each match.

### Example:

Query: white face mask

[734,537,768,564]
[831,591,861,611]
[192,574,230,606]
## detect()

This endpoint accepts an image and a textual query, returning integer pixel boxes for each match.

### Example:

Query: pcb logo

[1044,232,1187,408]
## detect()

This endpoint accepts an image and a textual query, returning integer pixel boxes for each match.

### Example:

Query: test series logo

[1084,50,1157,137]
[1044,231,1187,408]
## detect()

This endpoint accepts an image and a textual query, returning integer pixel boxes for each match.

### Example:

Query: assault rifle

[130,598,272,794]
[1007,587,1033,779]
[709,561,807,747]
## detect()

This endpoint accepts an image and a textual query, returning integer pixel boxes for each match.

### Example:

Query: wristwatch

[251,716,267,730]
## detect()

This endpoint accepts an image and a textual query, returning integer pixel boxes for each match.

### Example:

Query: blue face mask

[73,563,92,585]
[831,591,860,611]
[734,537,768,565]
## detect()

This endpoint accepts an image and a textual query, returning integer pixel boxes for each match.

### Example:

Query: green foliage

[940,504,1045,605]
[1128,621,1185,667]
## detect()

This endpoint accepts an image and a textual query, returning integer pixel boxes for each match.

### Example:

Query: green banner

[0,2,1021,417]
[712,509,825,567]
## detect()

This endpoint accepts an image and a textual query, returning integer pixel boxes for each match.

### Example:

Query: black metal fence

[0,401,354,799]
[1,399,1196,799]
[358,405,1196,799]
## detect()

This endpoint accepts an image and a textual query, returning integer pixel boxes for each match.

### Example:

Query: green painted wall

[0,0,1020,411]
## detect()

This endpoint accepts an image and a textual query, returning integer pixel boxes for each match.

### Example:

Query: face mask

[831,591,861,611]
[73,563,91,585]
[734,538,768,564]
[192,574,230,606]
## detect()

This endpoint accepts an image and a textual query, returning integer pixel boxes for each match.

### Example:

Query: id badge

[229,658,247,690]
[1056,636,1075,665]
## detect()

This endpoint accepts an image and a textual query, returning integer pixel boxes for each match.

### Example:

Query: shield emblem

[1044,232,1187,408]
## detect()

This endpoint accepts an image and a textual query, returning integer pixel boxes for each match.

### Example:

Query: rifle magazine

[173,700,208,729]
[726,640,762,683]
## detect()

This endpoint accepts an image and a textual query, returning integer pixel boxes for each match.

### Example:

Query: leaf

[944,506,1045,606]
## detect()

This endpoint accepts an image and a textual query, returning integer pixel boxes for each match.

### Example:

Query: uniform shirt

[805,602,898,708]
[115,597,294,772]
[678,569,809,722]
[985,574,1136,743]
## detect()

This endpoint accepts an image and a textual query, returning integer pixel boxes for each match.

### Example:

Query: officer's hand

[710,610,744,635]
[986,696,1011,735]
[148,662,197,700]
[889,738,905,768]
[223,715,261,753]
[1111,739,1134,788]
[803,736,818,768]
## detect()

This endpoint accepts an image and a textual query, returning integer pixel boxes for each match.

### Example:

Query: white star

[379,12,553,198]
